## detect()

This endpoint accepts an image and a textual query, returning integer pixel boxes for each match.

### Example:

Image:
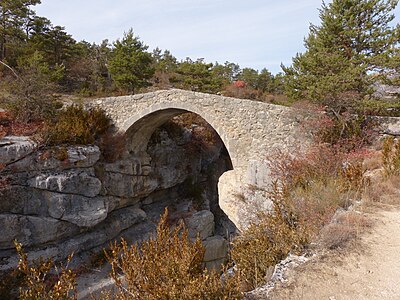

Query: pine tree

[283,0,400,113]
[108,29,154,94]
[0,0,41,62]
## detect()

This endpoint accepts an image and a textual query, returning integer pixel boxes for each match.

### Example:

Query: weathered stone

[28,170,102,197]
[185,210,214,240]
[0,214,79,250]
[0,186,47,215]
[0,136,36,165]
[103,158,142,175]
[102,172,158,198]
[203,235,228,262]
[4,145,100,173]
[0,207,147,266]
[46,193,108,227]
[372,116,400,136]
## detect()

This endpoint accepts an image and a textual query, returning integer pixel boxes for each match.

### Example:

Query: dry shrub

[0,110,43,137]
[43,105,111,146]
[364,174,400,205]
[319,211,372,249]
[309,113,376,151]
[222,84,258,100]
[319,223,357,249]
[99,132,126,163]
[15,241,77,300]
[231,183,309,290]
[231,143,370,289]
[362,150,382,171]
[382,136,400,176]
[290,179,353,234]
[172,112,219,147]
[104,209,243,300]
[268,145,366,193]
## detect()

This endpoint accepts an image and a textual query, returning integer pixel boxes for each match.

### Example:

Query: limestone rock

[103,158,142,175]
[203,235,228,262]
[102,172,158,198]
[185,210,214,240]
[46,193,108,227]
[0,136,36,165]
[373,116,400,136]
[28,170,102,197]
[4,145,100,173]
[0,214,79,250]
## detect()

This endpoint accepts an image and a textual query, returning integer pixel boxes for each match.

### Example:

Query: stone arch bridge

[94,89,311,228]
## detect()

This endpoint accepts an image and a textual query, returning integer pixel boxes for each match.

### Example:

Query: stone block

[185,210,214,240]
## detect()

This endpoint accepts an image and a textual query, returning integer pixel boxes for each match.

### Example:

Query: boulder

[203,235,229,262]
[185,210,214,240]
[102,172,158,198]
[203,236,229,271]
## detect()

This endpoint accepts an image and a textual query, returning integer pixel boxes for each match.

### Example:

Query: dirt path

[267,206,400,300]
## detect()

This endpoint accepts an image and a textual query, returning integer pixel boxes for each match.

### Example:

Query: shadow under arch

[122,103,236,169]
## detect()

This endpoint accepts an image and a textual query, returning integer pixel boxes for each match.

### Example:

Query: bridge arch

[94,89,312,228]
[122,102,237,169]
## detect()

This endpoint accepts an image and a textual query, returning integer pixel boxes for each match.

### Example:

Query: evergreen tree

[0,0,40,62]
[283,0,400,113]
[173,58,222,93]
[108,29,154,94]
[256,68,275,93]
[237,68,259,89]
[211,61,240,85]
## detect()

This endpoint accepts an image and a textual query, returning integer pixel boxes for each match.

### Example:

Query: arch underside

[122,105,236,169]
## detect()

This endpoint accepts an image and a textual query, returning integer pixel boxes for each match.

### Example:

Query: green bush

[43,105,111,146]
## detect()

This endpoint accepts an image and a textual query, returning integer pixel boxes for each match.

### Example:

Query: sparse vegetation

[103,209,243,300]
[42,104,111,146]
[231,142,371,289]
[382,136,400,176]
[15,241,77,300]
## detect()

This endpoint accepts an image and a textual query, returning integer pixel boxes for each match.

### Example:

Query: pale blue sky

[34,0,399,74]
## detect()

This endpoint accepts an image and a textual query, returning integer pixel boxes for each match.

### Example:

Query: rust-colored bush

[104,209,243,300]
[99,132,126,163]
[15,241,77,300]
[382,136,400,176]
[231,183,309,290]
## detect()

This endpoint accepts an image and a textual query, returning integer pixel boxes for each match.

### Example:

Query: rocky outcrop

[0,122,232,269]
[28,170,102,197]
[0,136,37,165]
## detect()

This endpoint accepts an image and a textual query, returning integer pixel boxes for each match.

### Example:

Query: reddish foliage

[0,110,43,137]
[233,80,246,88]
[99,132,126,163]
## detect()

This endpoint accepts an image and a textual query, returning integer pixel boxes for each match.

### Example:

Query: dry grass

[364,174,400,205]
[319,211,373,249]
